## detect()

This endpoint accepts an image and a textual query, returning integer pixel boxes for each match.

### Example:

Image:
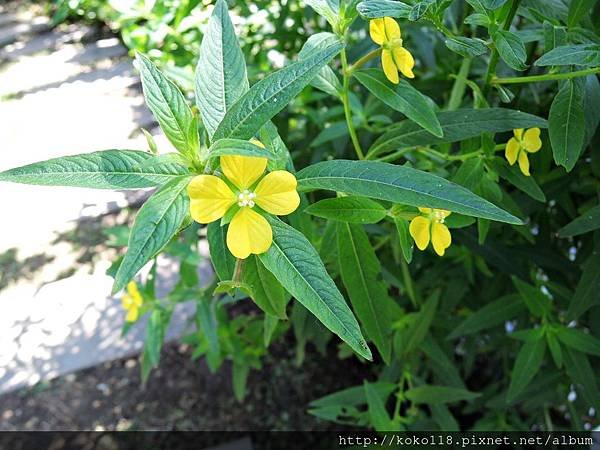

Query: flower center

[237,189,256,208]
[431,209,446,224]
[388,37,403,49]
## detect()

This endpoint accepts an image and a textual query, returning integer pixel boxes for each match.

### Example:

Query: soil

[0,340,371,431]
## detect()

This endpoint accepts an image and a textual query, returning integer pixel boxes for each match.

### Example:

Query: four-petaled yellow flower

[188,154,300,259]
[369,17,415,84]
[505,128,542,176]
[122,281,143,322]
[409,208,452,256]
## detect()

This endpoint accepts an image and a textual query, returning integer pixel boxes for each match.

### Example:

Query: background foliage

[8,0,600,431]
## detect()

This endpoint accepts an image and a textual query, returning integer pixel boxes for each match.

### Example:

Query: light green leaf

[207,222,236,281]
[112,176,191,293]
[364,381,398,431]
[136,52,198,158]
[196,0,248,139]
[207,138,274,160]
[141,309,169,382]
[556,327,600,357]
[232,362,249,402]
[549,78,586,172]
[445,37,488,58]
[243,255,288,319]
[0,150,188,189]
[298,32,342,98]
[337,223,395,363]
[296,160,522,224]
[492,30,528,71]
[535,44,600,67]
[213,42,343,140]
[356,0,412,18]
[405,385,481,404]
[558,205,600,237]
[409,0,435,21]
[507,338,546,402]
[447,294,525,339]
[394,217,414,264]
[369,108,547,157]
[304,196,388,224]
[354,69,442,137]
[197,296,220,359]
[304,0,340,27]
[259,217,372,360]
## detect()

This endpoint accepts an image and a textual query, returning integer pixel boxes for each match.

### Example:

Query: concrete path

[0,7,207,394]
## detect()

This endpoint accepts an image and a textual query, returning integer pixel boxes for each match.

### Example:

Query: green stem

[400,258,418,306]
[341,48,365,160]
[447,57,472,110]
[492,67,600,84]
[483,0,522,95]
[348,47,381,74]
[233,258,244,283]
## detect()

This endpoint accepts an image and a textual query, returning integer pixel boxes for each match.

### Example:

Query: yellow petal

[125,307,139,322]
[418,207,432,214]
[254,171,300,215]
[381,49,399,84]
[409,216,431,251]
[121,294,133,310]
[370,18,386,45]
[431,222,451,256]
[226,208,273,259]
[522,128,542,153]
[505,137,520,166]
[188,175,236,223]
[518,151,530,176]
[383,17,401,40]
[514,128,524,140]
[392,46,415,79]
[220,155,267,190]
[126,281,143,307]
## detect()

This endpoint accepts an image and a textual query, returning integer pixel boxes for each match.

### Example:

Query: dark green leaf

[298,33,342,98]
[207,222,235,281]
[493,30,528,71]
[507,338,546,402]
[356,0,412,18]
[563,348,600,410]
[490,158,546,202]
[535,44,600,67]
[207,138,275,160]
[445,37,488,58]
[243,256,288,319]
[364,381,398,431]
[403,292,439,354]
[394,217,414,264]
[405,385,481,404]
[558,204,600,237]
[304,196,388,224]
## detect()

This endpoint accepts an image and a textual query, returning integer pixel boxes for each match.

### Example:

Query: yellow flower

[188,153,300,259]
[369,17,415,84]
[505,128,542,176]
[121,281,143,322]
[409,208,452,256]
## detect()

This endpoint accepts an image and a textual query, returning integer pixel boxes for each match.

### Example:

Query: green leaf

[568,0,598,27]
[304,0,340,27]
[549,78,586,172]
[364,381,398,431]
[369,108,547,157]
[141,309,169,382]
[264,314,280,347]
[197,296,220,359]
[213,42,343,140]
[567,249,600,320]
[0,150,188,189]
[112,176,191,293]
[492,30,528,71]
[394,217,414,264]
[558,204,600,237]
[546,332,563,368]
[207,222,235,281]
[563,348,600,411]
[337,223,395,363]
[207,138,275,160]
[535,44,600,67]
[232,362,249,402]
[403,292,439,354]
[482,0,508,9]
[507,338,546,402]
[259,217,372,360]
[405,385,481,404]
[421,336,466,389]
[310,382,396,408]
[445,37,488,58]
[243,255,288,319]
[354,69,442,137]
[298,33,342,98]
[296,160,522,224]
[409,0,435,21]
[490,158,546,202]
[136,52,198,159]
[556,327,600,357]
[512,277,551,318]
[447,294,524,339]
[356,0,412,18]
[304,196,388,224]
[196,0,248,139]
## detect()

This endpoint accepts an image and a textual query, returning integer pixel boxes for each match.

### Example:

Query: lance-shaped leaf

[337,223,395,363]
[243,255,288,319]
[112,176,191,293]
[558,204,600,238]
[259,217,372,360]
[298,32,342,98]
[296,160,522,224]
[566,249,600,320]
[304,0,339,27]
[0,150,187,189]
[304,196,388,224]
[136,52,198,158]
[207,222,235,281]
[493,30,528,71]
[369,108,547,157]
[535,44,600,67]
[445,37,488,58]
[354,68,442,137]
[196,0,248,139]
[207,139,275,160]
[357,0,412,18]
[405,385,481,404]
[549,78,586,172]
[213,42,344,140]
[507,338,546,402]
